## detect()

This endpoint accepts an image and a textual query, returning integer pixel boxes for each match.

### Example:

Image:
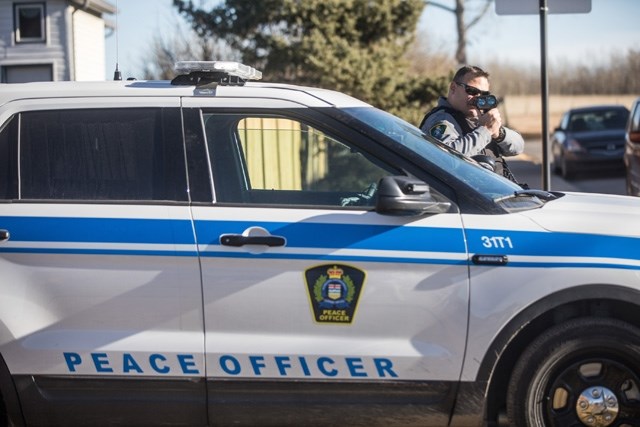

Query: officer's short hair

[453,65,489,83]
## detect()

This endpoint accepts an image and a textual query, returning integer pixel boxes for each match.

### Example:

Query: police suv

[0,62,639,427]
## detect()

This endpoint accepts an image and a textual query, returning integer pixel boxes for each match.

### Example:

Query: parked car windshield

[569,107,629,132]
[342,107,544,211]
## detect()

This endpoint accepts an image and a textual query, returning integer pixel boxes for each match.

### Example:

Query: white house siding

[0,0,70,81]
[1,1,113,82]
[71,8,105,81]
[0,2,11,52]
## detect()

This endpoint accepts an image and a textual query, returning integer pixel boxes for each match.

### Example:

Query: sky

[104,0,640,80]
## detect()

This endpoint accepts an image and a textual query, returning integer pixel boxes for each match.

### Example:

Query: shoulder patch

[429,123,448,140]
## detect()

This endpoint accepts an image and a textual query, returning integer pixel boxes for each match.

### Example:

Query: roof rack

[171,61,262,87]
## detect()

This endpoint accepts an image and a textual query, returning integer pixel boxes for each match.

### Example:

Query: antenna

[113,0,122,81]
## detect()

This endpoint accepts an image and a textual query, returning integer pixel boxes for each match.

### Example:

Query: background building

[0,0,115,82]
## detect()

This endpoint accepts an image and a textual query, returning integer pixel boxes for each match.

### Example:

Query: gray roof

[67,0,117,15]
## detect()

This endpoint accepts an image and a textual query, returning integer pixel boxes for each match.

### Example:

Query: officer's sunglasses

[455,81,490,97]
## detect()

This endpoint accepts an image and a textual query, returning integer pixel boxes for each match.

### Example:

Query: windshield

[343,107,543,210]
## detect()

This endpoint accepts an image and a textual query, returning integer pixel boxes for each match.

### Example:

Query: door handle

[220,234,286,247]
[0,229,9,242]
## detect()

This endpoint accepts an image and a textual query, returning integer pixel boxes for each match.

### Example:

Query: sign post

[495,0,591,191]
[540,0,550,190]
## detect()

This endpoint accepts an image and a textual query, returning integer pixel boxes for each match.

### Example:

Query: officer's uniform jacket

[419,97,524,159]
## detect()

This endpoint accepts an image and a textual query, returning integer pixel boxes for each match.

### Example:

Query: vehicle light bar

[174,61,262,81]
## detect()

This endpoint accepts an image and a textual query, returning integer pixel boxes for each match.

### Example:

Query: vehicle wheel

[561,157,574,179]
[0,395,7,427]
[507,317,640,427]
[552,153,561,174]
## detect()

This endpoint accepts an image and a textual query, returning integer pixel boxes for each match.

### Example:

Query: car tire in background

[552,153,575,180]
[560,156,574,180]
[506,317,640,426]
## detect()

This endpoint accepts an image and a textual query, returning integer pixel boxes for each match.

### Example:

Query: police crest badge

[429,123,448,140]
[304,264,366,324]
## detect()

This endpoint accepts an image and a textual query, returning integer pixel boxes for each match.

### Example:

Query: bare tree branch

[465,0,493,30]
[423,0,493,64]
[424,1,456,13]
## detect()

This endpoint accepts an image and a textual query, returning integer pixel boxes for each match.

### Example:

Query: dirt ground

[501,94,638,137]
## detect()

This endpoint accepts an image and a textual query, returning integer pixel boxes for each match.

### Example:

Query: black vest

[420,105,505,175]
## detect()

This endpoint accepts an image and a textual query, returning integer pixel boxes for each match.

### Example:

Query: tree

[138,15,239,81]
[424,0,493,64]
[172,0,447,121]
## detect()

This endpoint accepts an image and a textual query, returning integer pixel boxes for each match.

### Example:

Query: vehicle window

[570,108,629,132]
[342,107,531,204]
[19,108,187,201]
[204,114,396,207]
[630,103,640,133]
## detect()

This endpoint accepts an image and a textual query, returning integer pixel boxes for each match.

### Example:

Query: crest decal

[304,264,366,324]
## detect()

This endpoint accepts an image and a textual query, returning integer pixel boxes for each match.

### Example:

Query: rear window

[15,108,187,201]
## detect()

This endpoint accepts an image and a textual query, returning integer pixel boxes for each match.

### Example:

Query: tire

[552,152,561,175]
[0,395,7,427]
[507,318,640,427]
[561,157,574,180]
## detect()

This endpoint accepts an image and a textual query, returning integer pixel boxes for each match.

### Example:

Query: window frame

[201,110,404,208]
[14,2,46,44]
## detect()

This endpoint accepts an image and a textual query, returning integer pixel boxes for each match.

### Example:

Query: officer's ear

[448,81,457,96]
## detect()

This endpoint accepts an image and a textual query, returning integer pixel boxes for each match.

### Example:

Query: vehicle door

[182,98,470,424]
[0,99,206,426]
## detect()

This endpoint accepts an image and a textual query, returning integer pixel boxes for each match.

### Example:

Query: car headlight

[566,138,586,152]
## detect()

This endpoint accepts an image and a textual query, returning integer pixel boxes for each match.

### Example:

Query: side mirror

[471,154,496,172]
[375,176,451,216]
[628,131,640,144]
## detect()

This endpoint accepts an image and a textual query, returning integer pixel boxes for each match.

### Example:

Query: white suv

[1,62,639,427]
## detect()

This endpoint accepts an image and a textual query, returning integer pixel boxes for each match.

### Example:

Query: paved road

[507,138,626,195]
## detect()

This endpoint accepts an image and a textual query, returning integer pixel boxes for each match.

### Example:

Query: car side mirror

[471,154,496,172]
[628,131,640,144]
[375,176,451,216]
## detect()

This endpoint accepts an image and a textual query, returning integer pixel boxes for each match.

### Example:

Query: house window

[14,3,46,43]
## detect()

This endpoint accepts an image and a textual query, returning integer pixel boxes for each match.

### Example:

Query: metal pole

[540,0,550,190]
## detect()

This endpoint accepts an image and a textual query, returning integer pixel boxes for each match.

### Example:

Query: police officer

[420,65,524,176]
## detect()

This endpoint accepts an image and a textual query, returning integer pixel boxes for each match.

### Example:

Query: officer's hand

[478,109,502,138]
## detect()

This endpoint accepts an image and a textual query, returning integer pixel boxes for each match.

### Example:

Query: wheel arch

[478,284,640,424]
[0,352,25,426]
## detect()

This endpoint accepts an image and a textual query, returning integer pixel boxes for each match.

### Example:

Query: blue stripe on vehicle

[506,261,640,270]
[1,217,639,269]
[464,229,640,261]
[0,247,199,257]
[193,220,467,253]
[0,216,196,244]
[197,251,467,265]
